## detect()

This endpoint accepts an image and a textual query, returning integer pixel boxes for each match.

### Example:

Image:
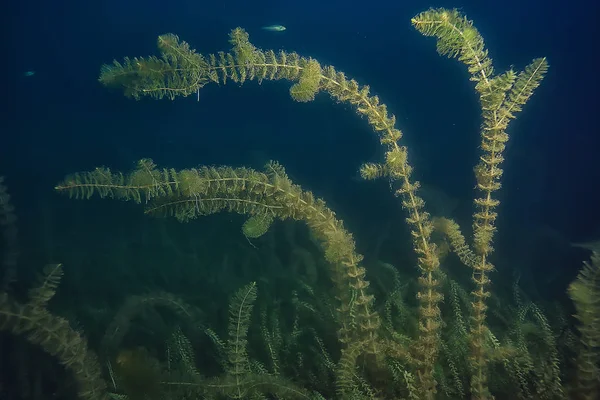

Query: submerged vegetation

[1,7,599,400]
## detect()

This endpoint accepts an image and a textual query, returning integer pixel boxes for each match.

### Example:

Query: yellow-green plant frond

[242,214,274,238]
[264,160,288,180]
[28,264,64,308]
[0,272,107,400]
[497,58,549,123]
[227,282,257,397]
[167,326,202,379]
[481,70,517,115]
[359,162,389,180]
[413,9,548,138]
[259,307,283,375]
[205,327,228,370]
[144,166,286,222]
[100,27,314,99]
[157,34,203,69]
[55,159,178,203]
[335,341,366,398]
[99,29,406,156]
[412,8,493,88]
[568,252,600,400]
[99,34,208,100]
[290,59,322,102]
[433,217,477,268]
[228,27,260,64]
[414,9,548,398]
[99,56,168,99]
[505,301,564,399]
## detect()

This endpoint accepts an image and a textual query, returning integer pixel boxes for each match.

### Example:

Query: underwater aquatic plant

[22,6,600,400]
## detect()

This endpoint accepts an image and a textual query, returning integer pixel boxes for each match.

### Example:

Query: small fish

[23,70,35,77]
[262,25,286,32]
